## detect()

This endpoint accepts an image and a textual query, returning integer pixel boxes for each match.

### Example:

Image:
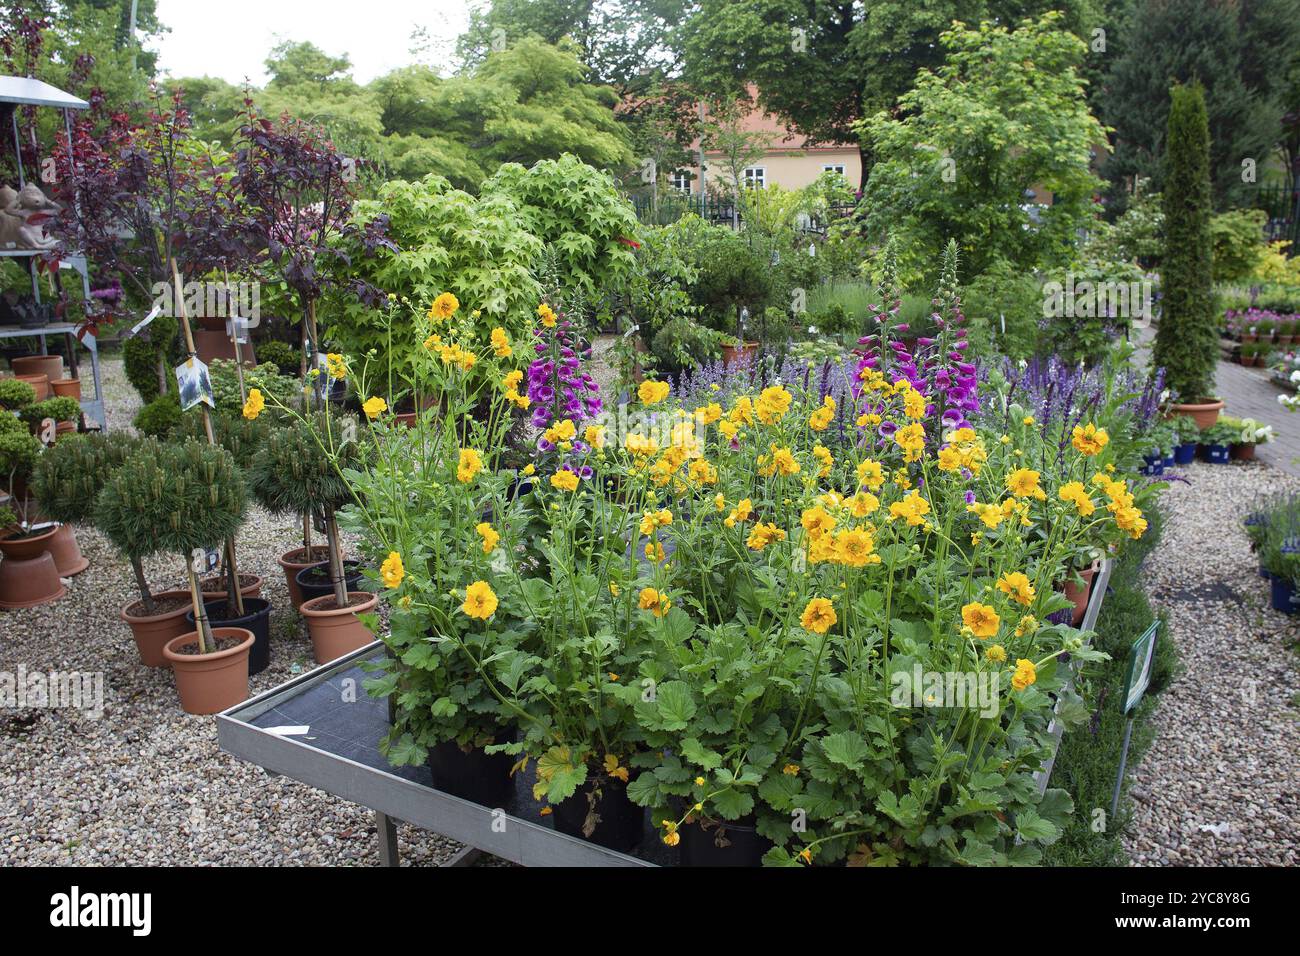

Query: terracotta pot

[721,342,759,367]
[14,372,49,400]
[0,551,66,609]
[1062,564,1098,627]
[394,412,417,428]
[1232,442,1257,461]
[163,627,255,715]
[49,377,81,399]
[1170,398,1224,431]
[300,591,378,664]
[278,545,333,610]
[0,523,58,561]
[199,572,262,600]
[54,420,76,438]
[122,590,196,667]
[1279,335,1295,347]
[45,523,88,576]
[10,354,63,381]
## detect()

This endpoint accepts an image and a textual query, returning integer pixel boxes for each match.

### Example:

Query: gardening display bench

[0,305,106,431]
[217,644,659,867]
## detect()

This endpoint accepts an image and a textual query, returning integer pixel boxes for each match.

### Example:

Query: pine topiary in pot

[97,440,253,702]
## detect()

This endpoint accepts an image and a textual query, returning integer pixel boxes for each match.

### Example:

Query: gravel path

[1126,460,1300,866]
[1,355,465,866]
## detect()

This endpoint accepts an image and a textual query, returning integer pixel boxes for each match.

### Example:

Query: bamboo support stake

[186,552,213,655]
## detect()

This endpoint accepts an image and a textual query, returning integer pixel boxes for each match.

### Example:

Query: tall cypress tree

[1154,83,1217,405]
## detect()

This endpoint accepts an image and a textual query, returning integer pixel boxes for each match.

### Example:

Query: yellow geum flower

[724,498,753,528]
[1071,423,1109,456]
[1059,480,1096,516]
[242,387,264,420]
[937,446,963,472]
[849,492,879,518]
[966,501,1004,529]
[800,505,837,538]
[857,459,885,491]
[961,602,1001,639]
[380,551,405,588]
[1006,468,1046,500]
[888,490,931,527]
[813,444,833,478]
[1015,614,1039,638]
[461,580,498,620]
[430,292,460,320]
[325,353,348,380]
[537,302,557,327]
[755,385,793,425]
[638,379,671,405]
[834,526,880,568]
[638,587,671,617]
[645,540,666,562]
[986,644,1007,663]
[584,424,606,449]
[363,395,388,420]
[800,597,837,634]
[995,572,1036,607]
[746,522,787,551]
[808,396,835,431]
[902,386,927,420]
[490,327,511,358]
[550,468,580,492]
[1011,658,1037,692]
[695,402,723,425]
[457,447,482,483]
[476,522,500,554]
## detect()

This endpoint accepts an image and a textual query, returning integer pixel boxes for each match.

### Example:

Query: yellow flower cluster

[242,388,264,421]
[1071,423,1109,456]
[429,292,460,321]
[1093,474,1147,539]
[808,396,835,431]
[756,385,793,425]
[638,380,670,405]
[502,369,530,410]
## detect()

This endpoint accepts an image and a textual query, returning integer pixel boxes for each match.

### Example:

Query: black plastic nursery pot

[187,598,272,675]
[426,739,516,808]
[1174,443,1197,465]
[678,814,771,867]
[552,776,644,853]
[1269,577,1299,615]
[295,560,364,604]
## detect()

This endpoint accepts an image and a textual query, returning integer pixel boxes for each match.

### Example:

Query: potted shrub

[1173,415,1200,464]
[98,440,254,712]
[1199,422,1234,463]
[1278,318,1297,347]
[1156,85,1223,429]
[248,411,375,663]
[0,502,65,609]
[0,377,37,414]
[27,434,131,578]
[21,395,81,439]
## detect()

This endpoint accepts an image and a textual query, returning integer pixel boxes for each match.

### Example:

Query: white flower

[1290,369,1300,384]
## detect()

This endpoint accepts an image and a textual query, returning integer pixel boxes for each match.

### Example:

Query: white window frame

[670,170,692,193]
[822,164,846,175]
[743,166,766,189]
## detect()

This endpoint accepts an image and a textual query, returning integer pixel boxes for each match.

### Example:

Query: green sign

[1122,621,1159,714]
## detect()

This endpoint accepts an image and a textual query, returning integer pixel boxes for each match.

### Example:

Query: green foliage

[961,263,1045,361]
[0,430,43,485]
[247,414,360,515]
[0,378,36,410]
[327,174,543,383]
[1209,208,1267,283]
[1153,84,1218,403]
[31,432,145,526]
[121,313,181,402]
[254,340,301,377]
[133,394,182,439]
[482,153,641,306]
[208,359,300,413]
[0,412,26,436]
[171,408,272,468]
[689,227,775,335]
[858,14,1106,280]
[96,439,248,559]
[21,397,81,427]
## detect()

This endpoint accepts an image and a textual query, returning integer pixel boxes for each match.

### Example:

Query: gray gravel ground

[1,354,467,865]
[1125,460,1300,866]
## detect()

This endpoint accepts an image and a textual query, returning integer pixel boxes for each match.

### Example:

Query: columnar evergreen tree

[1153,83,1217,405]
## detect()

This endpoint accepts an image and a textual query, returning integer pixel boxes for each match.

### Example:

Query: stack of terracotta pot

[0,514,89,610]
[8,353,82,402]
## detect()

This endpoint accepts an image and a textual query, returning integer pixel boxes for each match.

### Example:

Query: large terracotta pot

[300,591,378,664]
[10,354,63,381]
[1231,442,1257,461]
[721,342,759,367]
[0,551,66,609]
[13,372,49,400]
[278,545,333,610]
[49,377,81,399]
[0,524,58,561]
[45,523,88,576]
[122,590,196,667]
[1170,398,1225,430]
[163,627,255,715]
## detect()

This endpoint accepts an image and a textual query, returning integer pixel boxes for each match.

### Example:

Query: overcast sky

[152,0,474,85]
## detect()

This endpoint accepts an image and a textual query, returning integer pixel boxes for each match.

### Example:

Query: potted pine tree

[249,412,376,663]
[1156,84,1223,429]
[98,440,254,712]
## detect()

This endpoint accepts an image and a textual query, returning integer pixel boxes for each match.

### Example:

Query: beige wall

[676,147,861,194]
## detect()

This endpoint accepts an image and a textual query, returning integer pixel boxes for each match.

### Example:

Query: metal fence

[1251,184,1300,251]
[628,192,859,233]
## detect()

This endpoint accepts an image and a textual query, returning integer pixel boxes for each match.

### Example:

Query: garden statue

[0,183,61,250]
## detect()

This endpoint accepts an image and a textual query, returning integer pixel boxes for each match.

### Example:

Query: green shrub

[962,263,1045,361]
[247,413,360,516]
[1153,83,1217,403]
[691,229,775,335]
[21,396,80,426]
[171,407,271,467]
[31,432,144,526]
[208,359,299,413]
[0,412,25,435]
[0,430,43,485]
[133,394,182,438]
[1209,208,1267,283]
[255,339,300,378]
[0,377,36,410]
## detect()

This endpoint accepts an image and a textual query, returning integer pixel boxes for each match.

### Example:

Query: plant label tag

[225,315,251,344]
[1122,621,1158,714]
[175,357,215,411]
[122,305,162,340]
[190,546,220,574]
[312,510,327,535]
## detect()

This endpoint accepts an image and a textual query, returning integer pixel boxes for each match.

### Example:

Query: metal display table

[0,317,105,430]
[217,644,658,867]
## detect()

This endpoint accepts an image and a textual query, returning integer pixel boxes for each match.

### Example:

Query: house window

[670,170,692,193]
[743,166,766,189]
[822,164,846,175]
